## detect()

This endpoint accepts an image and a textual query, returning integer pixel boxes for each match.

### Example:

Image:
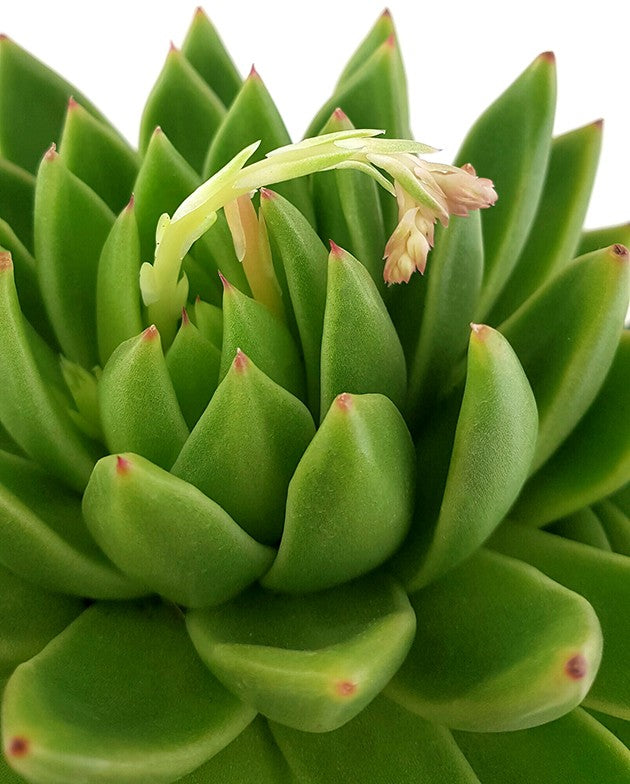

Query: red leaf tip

[565,654,588,680]
[329,239,344,258]
[67,95,78,111]
[233,348,249,372]
[7,737,29,758]
[612,243,629,261]
[335,680,357,697]
[539,51,556,63]
[125,193,135,212]
[260,187,276,200]
[470,322,490,339]
[0,251,13,272]
[45,142,58,162]
[181,307,190,326]
[116,456,131,476]
[169,40,179,54]
[333,107,349,121]
[335,392,353,411]
[218,271,232,290]
[248,63,261,80]
[142,324,159,341]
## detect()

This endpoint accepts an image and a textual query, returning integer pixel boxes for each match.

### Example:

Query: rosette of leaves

[1,9,629,784]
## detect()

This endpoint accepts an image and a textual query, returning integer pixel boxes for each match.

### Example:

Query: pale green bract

[0,8,629,784]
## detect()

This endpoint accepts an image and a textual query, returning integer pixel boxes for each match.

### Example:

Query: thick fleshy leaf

[455,709,630,784]
[0,450,144,599]
[0,563,83,678]
[204,71,313,223]
[1,602,256,783]
[187,575,415,732]
[588,709,630,749]
[511,331,630,525]
[271,696,480,783]
[0,157,34,250]
[578,223,630,256]
[99,326,189,469]
[172,351,315,545]
[181,7,242,108]
[334,9,397,86]
[311,110,386,289]
[387,548,602,732]
[34,148,115,367]
[396,213,484,425]
[594,500,630,556]
[456,53,556,319]
[84,453,274,608]
[0,35,111,173]
[489,121,602,324]
[165,311,221,429]
[59,98,138,213]
[500,245,629,471]
[320,244,406,418]
[0,254,99,491]
[220,278,305,400]
[393,325,537,590]
[489,523,630,718]
[547,508,612,551]
[261,393,415,593]
[139,46,226,174]
[179,718,295,784]
[96,197,143,364]
[192,297,223,348]
[260,189,328,418]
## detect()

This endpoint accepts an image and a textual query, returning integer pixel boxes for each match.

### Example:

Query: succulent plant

[1,7,629,783]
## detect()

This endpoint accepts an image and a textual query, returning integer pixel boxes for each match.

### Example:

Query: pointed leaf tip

[142,324,159,341]
[259,187,276,200]
[470,322,489,338]
[67,95,78,110]
[329,239,344,258]
[168,40,179,54]
[218,270,232,289]
[539,50,556,62]
[381,7,392,18]
[44,142,58,161]
[125,193,135,211]
[335,392,353,411]
[612,243,629,261]
[333,107,349,120]
[0,250,13,271]
[248,64,260,80]
[181,307,190,326]
[233,347,249,372]
[116,455,131,475]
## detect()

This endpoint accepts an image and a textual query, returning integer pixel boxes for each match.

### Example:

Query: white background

[2,0,627,229]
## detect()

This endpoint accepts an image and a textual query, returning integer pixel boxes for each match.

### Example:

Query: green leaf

[0,36,112,173]
[165,310,221,429]
[139,46,226,174]
[588,709,630,749]
[511,331,630,525]
[455,53,556,319]
[1,602,256,783]
[260,189,328,419]
[0,562,82,679]
[179,718,295,784]
[399,213,484,424]
[500,246,629,471]
[181,8,242,108]
[489,121,602,325]
[261,393,415,593]
[593,500,630,556]
[96,197,144,365]
[0,449,143,599]
[387,548,602,732]
[0,254,99,491]
[192,297,223,348]
[454,709,630,784]
[84,453,274,608]
[335,10,397,86]
[187,574,415,732]
[220,277,305,401]
[34,148,115,368]
[489,523,630,719]
[320,244,406,418]
[59,97,139,213]
[578,224,630,256]
[172,351,315,545]
[547,508,612,551]
[271,695,480,784]
[0,156,34,251]
[204,71,313,224]
[393,325,537,590]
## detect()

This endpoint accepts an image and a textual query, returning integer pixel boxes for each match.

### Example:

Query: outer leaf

[335,10,396,86]
[172,351,315,545]
[0,449,144,599]
[84,453,274,608]
[271,695,480,784]
[386,548,602,732]
[588,709,630,750]
[35,148,115,368]
[454,709,630,784]
[594,500,630,556]
[489,121,602,324]
[0,254,98,491]
[0,563,82,678]
[489,523,630,718]
[0,156,34,250]
[261,393,415,593]
[320,244,406,418]
[393,325,537,590]
[99,326,189,469]
[0,35,111,173]
[220,278,305,401]
[181,7,242,108]
[260,189,328,419]
[1,602,256,783]
[96,197,143,364]
[59,98,139,213]
[511,331,630,525]
[204,71,313,223]
[455,53,556,319]
[500,245,629,471]
[139,46,226,174]
[187,575,415,732]
[578,223,630,256]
